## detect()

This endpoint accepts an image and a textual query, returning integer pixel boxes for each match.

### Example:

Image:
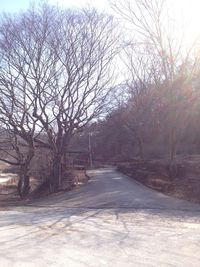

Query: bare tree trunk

[169,127,177,179]
[50,153,62,192]
[169,126,177,162]
[17,165,30,198]
[138,136,144,160]
[17,145,34,198]
[134,129,144,160]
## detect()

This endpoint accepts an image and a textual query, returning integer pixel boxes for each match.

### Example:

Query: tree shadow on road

[1,167,200,263]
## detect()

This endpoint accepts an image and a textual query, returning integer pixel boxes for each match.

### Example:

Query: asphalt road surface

[0,168,200,267]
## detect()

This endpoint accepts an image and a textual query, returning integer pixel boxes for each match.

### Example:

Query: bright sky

[0,0,109,13]
[0,0,199,16]
[169,0,200,44]
[0,0,200,46]
[0,0,199,23]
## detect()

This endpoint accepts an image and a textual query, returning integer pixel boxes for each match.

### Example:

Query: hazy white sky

[0,0,199,22]
[0,0,199,25]
[168,0,200,43]
[0,0,199,14]
[0,0,109,13]
[0,0,200,44]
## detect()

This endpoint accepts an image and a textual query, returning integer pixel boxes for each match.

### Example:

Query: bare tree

[0,4,117,193]
[121,44,160,159]
[111,0,196,165]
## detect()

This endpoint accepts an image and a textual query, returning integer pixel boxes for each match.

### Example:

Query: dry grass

[118,155,200,204]
[73,170,89,185]
[28,169,89,200]
[0,158,89,206]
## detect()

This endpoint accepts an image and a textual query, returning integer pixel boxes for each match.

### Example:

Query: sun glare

[169,0,200,44]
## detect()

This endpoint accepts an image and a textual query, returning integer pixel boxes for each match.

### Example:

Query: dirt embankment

[118,155,200,203]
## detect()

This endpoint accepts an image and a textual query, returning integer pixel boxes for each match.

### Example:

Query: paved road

[0,168,200,267]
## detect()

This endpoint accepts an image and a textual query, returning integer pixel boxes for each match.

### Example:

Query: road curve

[0,168,200,267]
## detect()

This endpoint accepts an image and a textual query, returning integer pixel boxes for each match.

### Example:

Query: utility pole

[89,132,93,168]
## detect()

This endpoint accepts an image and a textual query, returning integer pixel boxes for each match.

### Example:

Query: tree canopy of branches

[0,4,117,196]
[111,0,199,167]
[71,0,200,167]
